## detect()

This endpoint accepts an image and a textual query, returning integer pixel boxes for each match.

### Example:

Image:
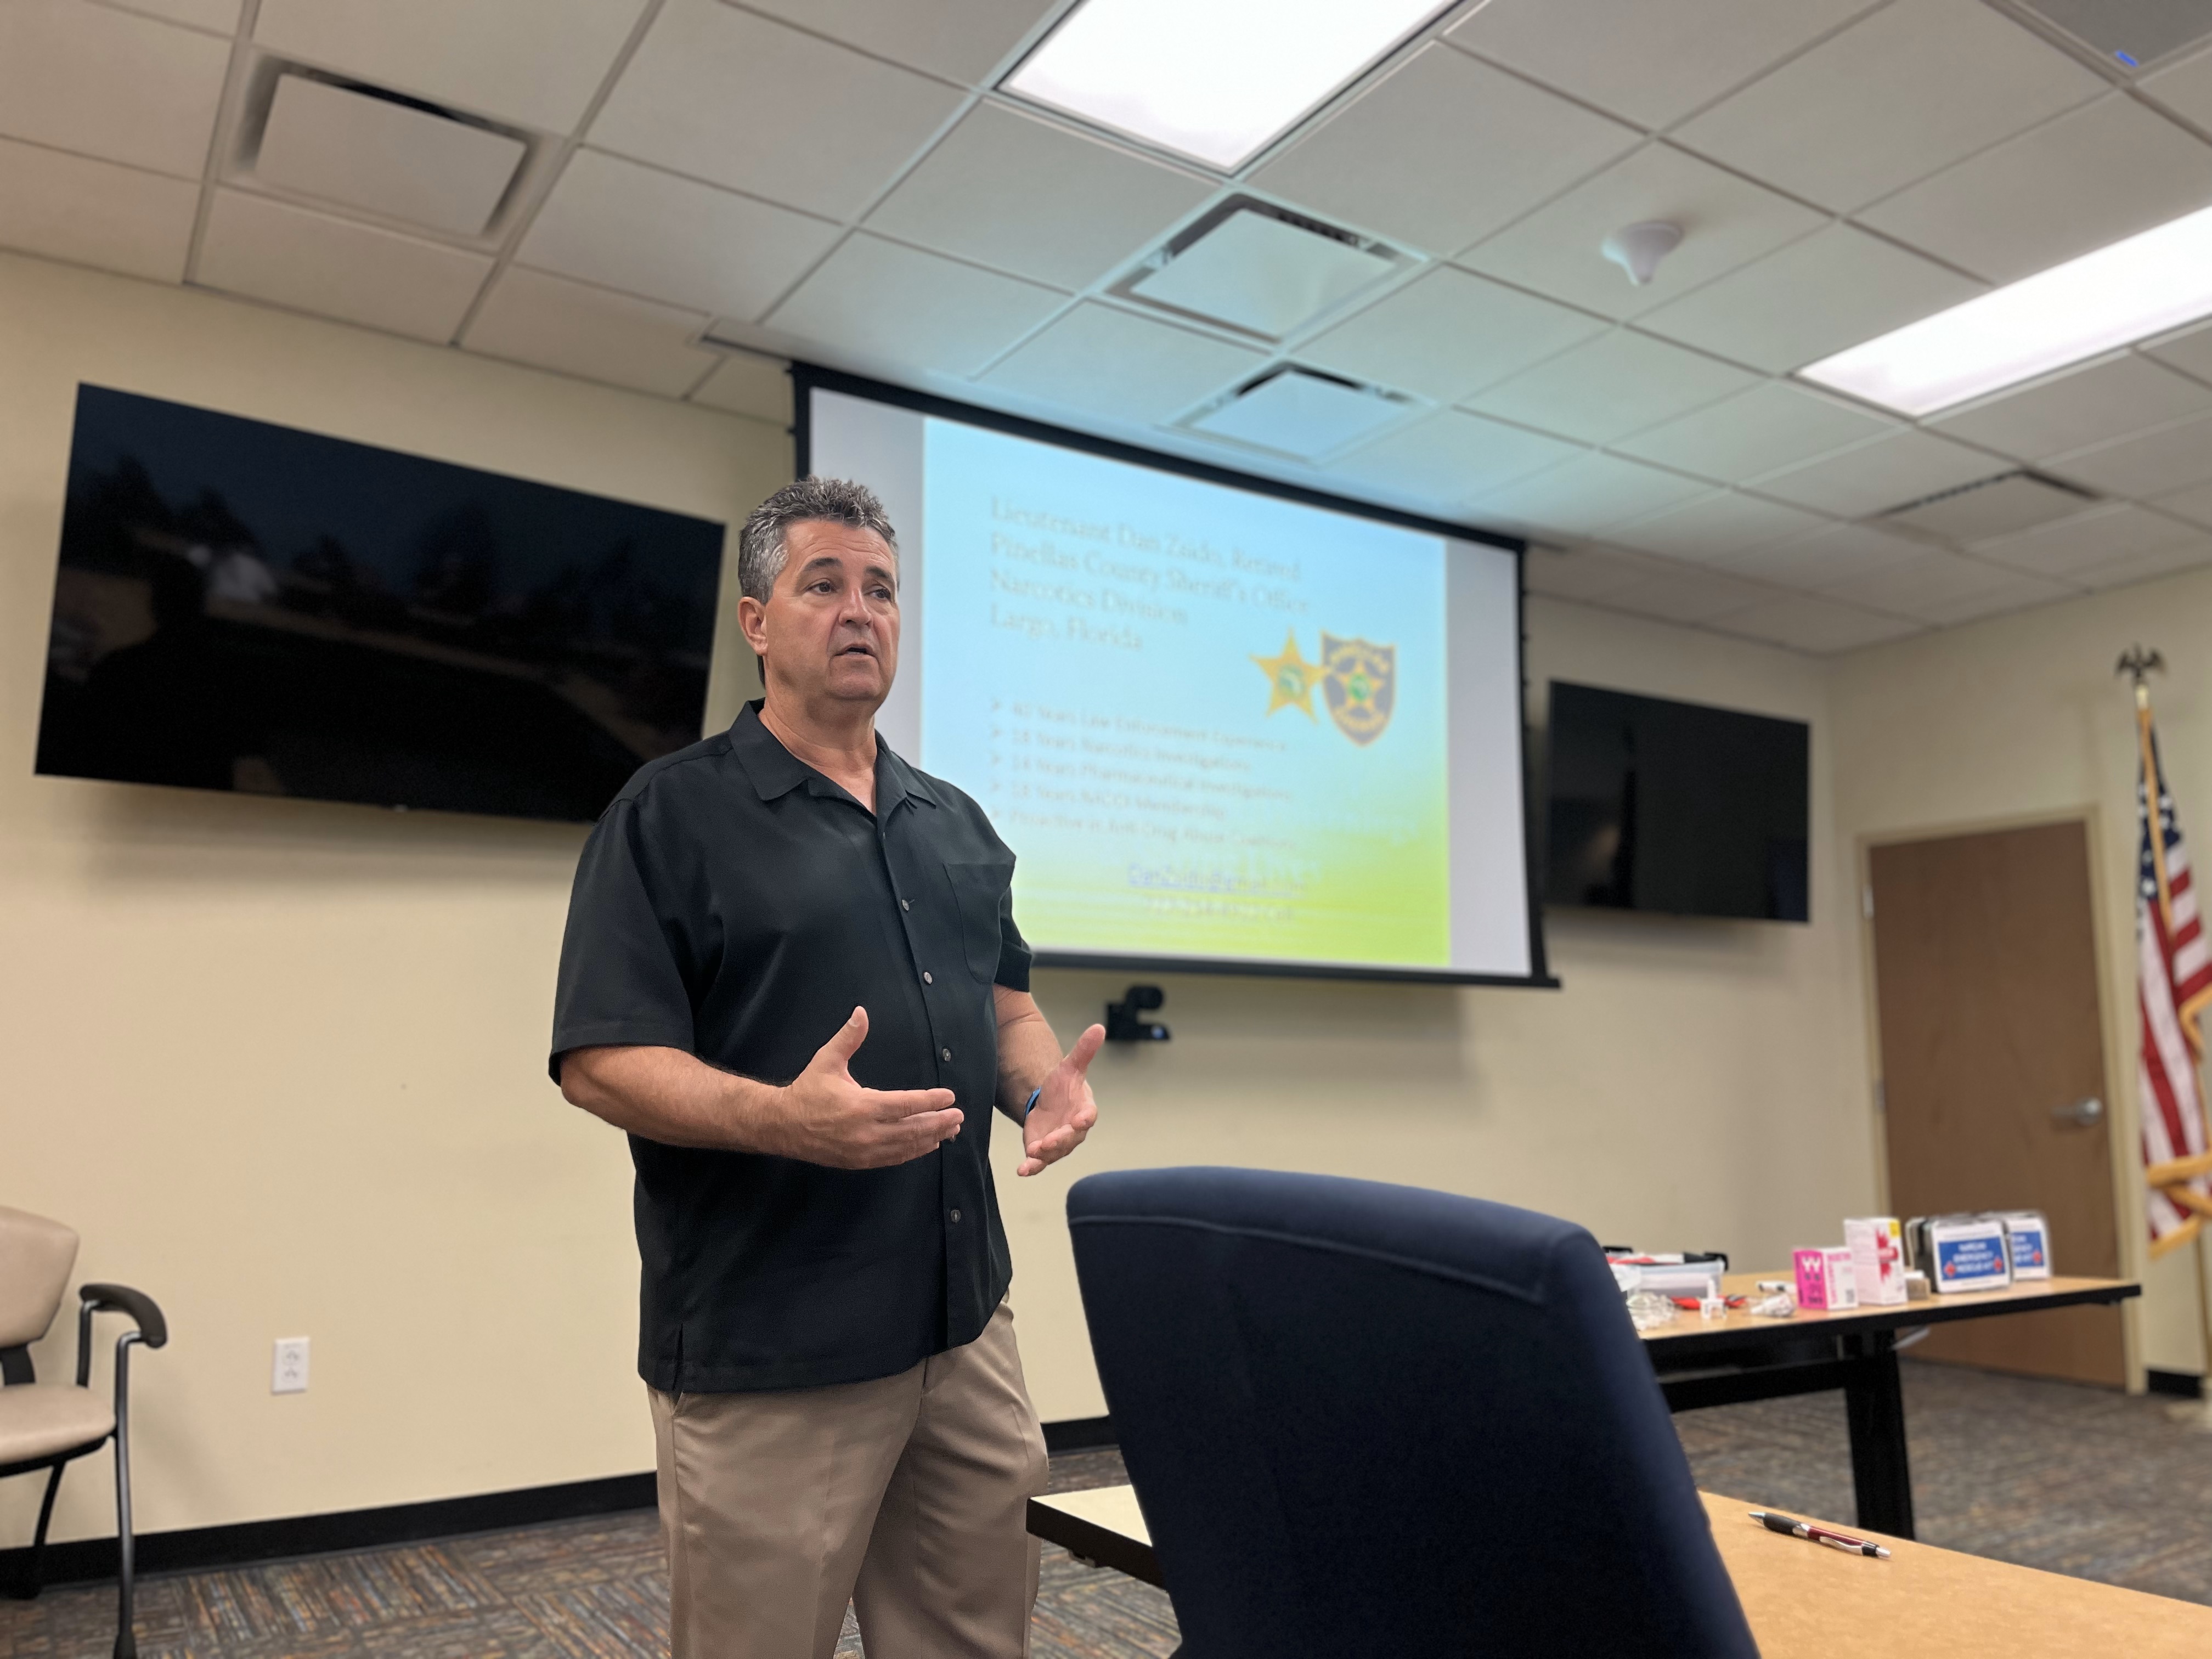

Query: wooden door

[1867,820,2123,1385]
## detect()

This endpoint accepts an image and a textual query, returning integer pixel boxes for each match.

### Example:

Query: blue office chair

[1067,1167,1757,1658]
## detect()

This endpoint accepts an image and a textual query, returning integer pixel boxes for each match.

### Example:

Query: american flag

[2137,695,2212,1251]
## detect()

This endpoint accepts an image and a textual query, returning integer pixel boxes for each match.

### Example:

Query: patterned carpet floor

[8,1362,2212,1657]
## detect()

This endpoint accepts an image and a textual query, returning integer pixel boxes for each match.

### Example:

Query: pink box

[1793,1246,1858,1311]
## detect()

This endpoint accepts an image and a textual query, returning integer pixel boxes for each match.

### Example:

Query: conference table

[1028,1484,2212,1656]
[1640,1272,2138,1538]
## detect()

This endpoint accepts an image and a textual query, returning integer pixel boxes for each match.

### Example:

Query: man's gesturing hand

[762,1007,962,1169]
[1018,1022,1103,1177]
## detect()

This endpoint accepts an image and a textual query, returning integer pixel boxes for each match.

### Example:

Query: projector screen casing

[794,363,1555,989]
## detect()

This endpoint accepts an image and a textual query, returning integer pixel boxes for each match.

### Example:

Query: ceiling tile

[1710,521,1931,590]
[2046,411,2212,498]
[1607,491,1831,561]
[463,266,717,396]
[589,0,964,222]
[255,0,650,133]
[1471,452,1711,536]
[1444,0,1878,131]
[2141,43,2212,131]
[1857,95,2212,285]
[517,150,840,320]
[2140,316,2212,384]
[2154,478,2212,527]
[1612,380,1894,481]
[764,234,1066,378]
[194,189,493,342]
[741,0,1053,84]
[691,351,791,424]
[0,0,228,178]
[1636,224,1982,373]
[2071,540,2212,591]
[1712,593,1923,653]
[104,0,240,33]
[979,302,1265,426]
[1248,44,1639,255]
[1458,142,1826,323]
[1299,267,1608,404]
[1974,503,2203,578]
[1328,409,1587,512]
[0,139,198,283]
[1751,429,2002,518]
[1929,352,2212,461]
[1522,544,1670,604]
[1822,548,2074,624]
[1671,0,2102,211]
[866,105,1211,291]
[1588,560,1771,624]
[1460,328,1758,444]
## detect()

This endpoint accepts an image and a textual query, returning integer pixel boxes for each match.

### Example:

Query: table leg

[1841,1332,1915,1539]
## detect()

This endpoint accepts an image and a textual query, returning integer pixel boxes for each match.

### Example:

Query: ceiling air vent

[250,71,529,238]
[1186,367,1412,459]
[1876,470,2099,542]
[2008,0,2212,70]
[1118,199,1405,341]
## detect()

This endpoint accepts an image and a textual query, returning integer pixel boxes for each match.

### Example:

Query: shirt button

[941,1047,952,1062]
[922,971,933,985]
[950,1209,962,1223]
[901,899,911,911]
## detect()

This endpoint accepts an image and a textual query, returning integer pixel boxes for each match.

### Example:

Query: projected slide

[808,382,1536,982]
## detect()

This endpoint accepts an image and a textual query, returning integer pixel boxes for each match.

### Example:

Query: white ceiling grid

[13,0,2212,655]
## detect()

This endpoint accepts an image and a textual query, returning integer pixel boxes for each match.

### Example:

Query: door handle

[2052,1096,2104,1128]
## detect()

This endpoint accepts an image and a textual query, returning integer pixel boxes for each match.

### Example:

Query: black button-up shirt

[550,701,1029,1392]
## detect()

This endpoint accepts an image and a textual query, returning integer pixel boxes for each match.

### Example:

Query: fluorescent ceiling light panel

[1801,204,2212,416]
[1003,0,1451,170]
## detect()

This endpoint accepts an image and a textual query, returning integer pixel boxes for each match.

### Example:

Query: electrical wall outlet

[272,1336,309,1395]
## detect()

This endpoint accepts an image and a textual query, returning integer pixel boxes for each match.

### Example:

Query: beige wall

[3,252,1878,1544]
[1,253,784,1545]
[1828,569,2212,1375]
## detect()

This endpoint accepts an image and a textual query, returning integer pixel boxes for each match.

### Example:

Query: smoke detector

[1601,221,1683,287]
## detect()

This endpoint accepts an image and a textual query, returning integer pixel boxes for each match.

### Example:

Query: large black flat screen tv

[1543,681,1809,923]
[35,386,725,822]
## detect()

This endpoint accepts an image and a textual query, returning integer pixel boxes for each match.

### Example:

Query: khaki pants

[649,1300,1049,1659]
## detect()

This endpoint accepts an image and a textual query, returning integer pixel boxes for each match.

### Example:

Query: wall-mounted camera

[1105,985,1170,1043]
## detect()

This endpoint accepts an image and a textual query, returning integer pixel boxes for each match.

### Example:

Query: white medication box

[1844,1216,1909,1306]
[1996,1211,2052,1281]
[1928,1216,2011,1293]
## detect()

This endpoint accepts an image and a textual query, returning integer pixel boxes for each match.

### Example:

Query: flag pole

[2120,645,2212,1410]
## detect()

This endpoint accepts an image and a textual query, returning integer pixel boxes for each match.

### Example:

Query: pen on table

[1747,1510,1892,1559]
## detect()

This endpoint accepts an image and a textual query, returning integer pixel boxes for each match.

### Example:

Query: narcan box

[1844,1216,1909,1306]
[1793,1245,1859,1311]
[1996,1211,2052,1281]
[1928,1216,2011,1293]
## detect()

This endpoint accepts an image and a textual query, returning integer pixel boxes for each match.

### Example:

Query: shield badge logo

[1320,634,1394,746]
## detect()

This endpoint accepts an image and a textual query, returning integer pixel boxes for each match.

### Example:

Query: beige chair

[1,1206,167,1659]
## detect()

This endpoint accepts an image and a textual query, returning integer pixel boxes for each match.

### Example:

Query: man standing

[551,477,1102,1658]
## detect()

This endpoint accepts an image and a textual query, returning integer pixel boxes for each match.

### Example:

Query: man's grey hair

[737,476,898,603]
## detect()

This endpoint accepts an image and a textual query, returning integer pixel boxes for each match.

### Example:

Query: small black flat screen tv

[35,386,725,822]
[1543,681,1809,923]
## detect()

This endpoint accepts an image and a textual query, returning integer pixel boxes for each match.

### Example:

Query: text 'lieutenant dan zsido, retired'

[550,475,1103,1659]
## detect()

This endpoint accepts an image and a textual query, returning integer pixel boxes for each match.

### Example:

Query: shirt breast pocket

[943,859,1014,985]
